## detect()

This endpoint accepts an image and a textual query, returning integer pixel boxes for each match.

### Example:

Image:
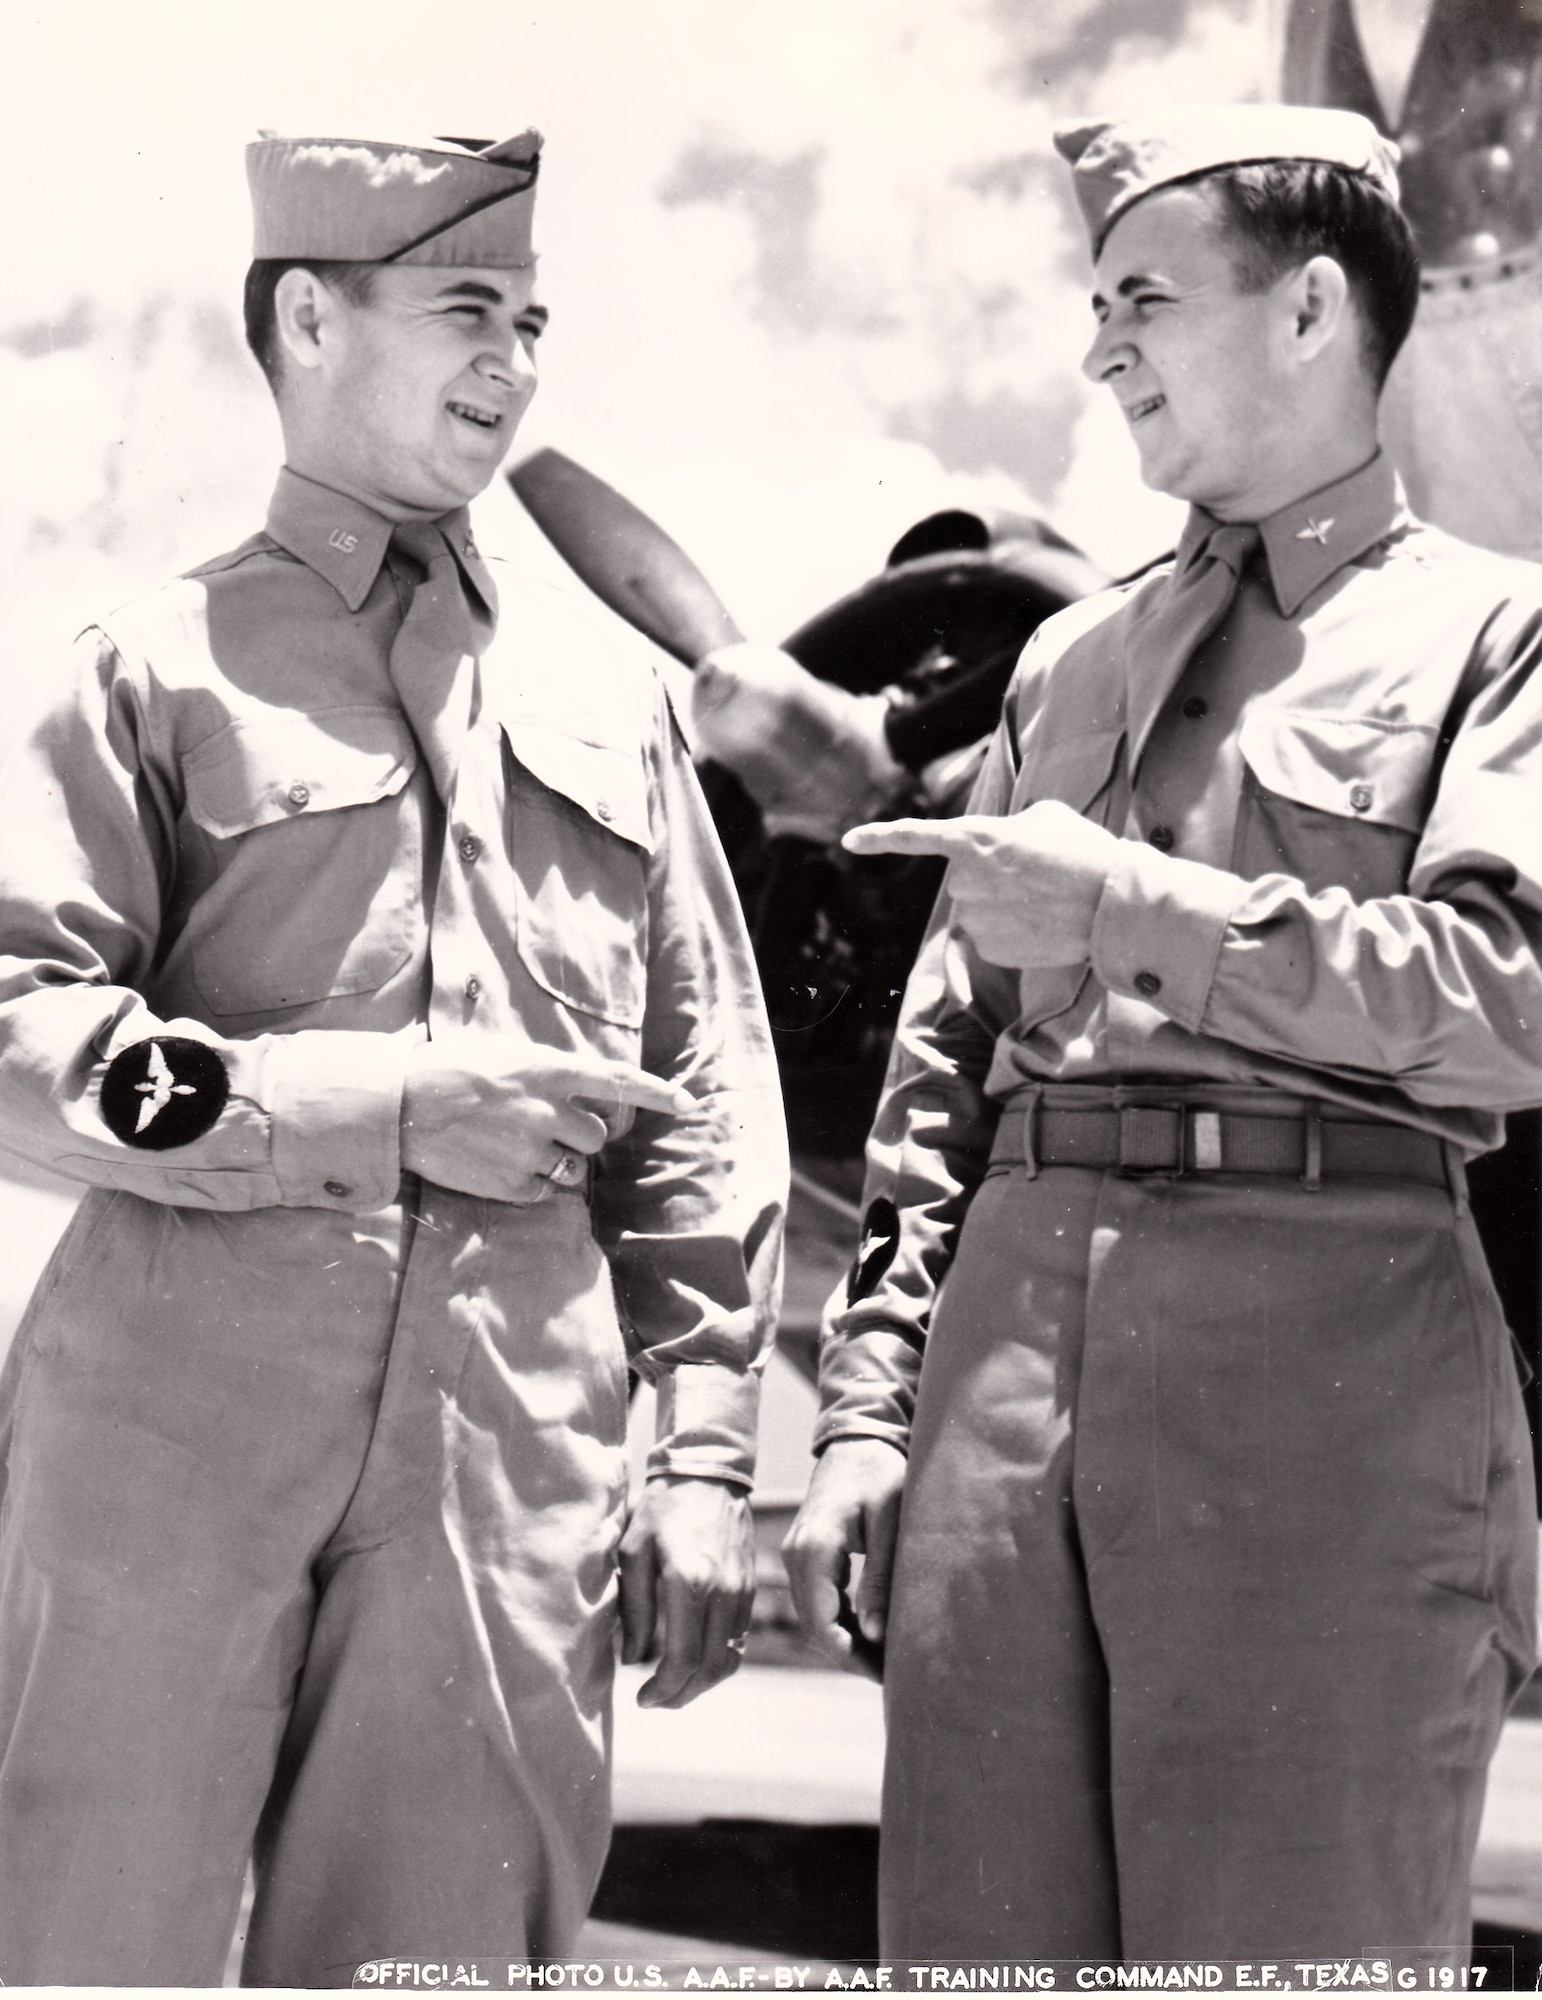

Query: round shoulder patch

[846,1195,901,1305]
[100,1037,230,1151]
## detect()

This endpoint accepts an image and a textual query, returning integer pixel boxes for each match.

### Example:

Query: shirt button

[1134,970,1163,998]
[1148,825,1175,852]
[287,782,311,808]
[1181,696,1209,721]
[465,975,481,1001]
[1349,783,1373,813]
[458,833,482,863]
[323,1179,350,1199]
[595,799,614,824]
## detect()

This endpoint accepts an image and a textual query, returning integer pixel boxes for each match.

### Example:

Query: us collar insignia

[1294,517,1334,545]
[101,1036,230,1150]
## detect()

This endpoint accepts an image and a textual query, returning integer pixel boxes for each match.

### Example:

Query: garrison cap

[246,131,543,268]
[1054,104,1401,251]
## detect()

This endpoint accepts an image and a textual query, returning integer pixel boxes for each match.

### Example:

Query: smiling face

[1082,185,1305,520]
[285,264,547,520]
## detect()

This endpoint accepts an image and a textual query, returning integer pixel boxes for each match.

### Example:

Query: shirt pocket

[1233,709,1435,900]
[182,706,421,1016]
[1014,727,1123,820]
[501,718,651,1029]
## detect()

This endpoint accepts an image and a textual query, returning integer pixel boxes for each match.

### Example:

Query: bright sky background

[0,0,1274,675]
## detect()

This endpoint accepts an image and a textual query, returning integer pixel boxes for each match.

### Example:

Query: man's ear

[1286,254,1352,363]
[272,267,333,376]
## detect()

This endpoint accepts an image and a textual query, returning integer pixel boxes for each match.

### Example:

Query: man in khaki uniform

[786,104,1539,1961]
[0,131,785,1984]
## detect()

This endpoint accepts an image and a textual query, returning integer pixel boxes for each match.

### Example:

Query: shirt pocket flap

[184,707,418,840]
[502,720,654,852]
[1238,710,1435,832]
[1020,728,1123,813]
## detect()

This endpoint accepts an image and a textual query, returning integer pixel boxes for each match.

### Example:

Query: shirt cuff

[647,1362,761,1488]
[810,1326,923,1457]
[1090,840,1247,1033]
[267,1030,407,1212]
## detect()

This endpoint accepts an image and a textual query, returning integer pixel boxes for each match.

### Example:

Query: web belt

[988,1101,1451,1189]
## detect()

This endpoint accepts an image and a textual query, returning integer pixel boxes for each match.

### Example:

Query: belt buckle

[1115,1104,1186,1177]
[1192,1109,1224,1172]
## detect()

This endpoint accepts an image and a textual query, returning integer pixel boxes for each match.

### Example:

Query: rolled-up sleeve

[0,631,409,1211]
[590,682,788,1488]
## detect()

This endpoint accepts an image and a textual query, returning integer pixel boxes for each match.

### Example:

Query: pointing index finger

[562,1057,696,1118]
[842,817,983,859]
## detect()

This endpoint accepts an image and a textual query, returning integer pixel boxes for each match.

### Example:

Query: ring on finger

[547,1146,585,1189]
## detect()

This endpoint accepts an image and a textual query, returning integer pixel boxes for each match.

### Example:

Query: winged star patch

[100,1037,230,1150]
[846,1196,902,1305]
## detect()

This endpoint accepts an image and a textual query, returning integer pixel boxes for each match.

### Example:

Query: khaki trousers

[0,1181,629,1986]
[879,1160,1537,1961]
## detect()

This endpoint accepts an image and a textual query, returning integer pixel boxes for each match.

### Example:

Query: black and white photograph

[0,0,1538,1989]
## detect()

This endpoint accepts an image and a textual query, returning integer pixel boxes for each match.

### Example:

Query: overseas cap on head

[1054,104,1401,251]
[247,131,543,268]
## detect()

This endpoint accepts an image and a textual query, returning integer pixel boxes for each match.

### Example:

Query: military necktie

[1124,518,1260,777]
[386,520,495,804]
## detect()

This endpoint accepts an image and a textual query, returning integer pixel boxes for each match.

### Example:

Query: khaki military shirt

[817,454,1542,1451]
[0,469,786,1482]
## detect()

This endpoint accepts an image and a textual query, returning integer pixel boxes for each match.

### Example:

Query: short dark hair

[1191,160,1421,389]
[242,259,380,388]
